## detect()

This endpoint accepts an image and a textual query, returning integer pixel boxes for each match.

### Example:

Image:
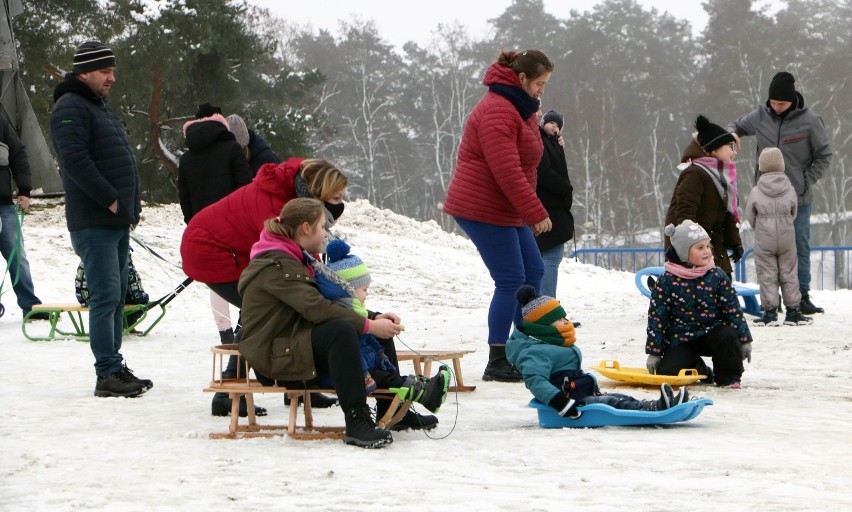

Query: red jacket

[180,157,303,283]
[443,63,547,227]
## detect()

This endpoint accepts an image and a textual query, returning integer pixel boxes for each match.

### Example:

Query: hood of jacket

[756,172,792,198]
[482,62,522,88]
[765,90,807,118]
[53,74,101,104]
[182,114,235,151]
[253,156,303,198]
[680,138,705,162]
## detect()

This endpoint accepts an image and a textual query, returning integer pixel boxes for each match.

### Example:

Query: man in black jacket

[0,115,46,319]
[50,40,151,398]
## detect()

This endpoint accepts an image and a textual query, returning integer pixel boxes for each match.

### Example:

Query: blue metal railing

[569,246,852,290]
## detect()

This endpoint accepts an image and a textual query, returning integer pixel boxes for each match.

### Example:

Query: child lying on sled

[507,285,689,418]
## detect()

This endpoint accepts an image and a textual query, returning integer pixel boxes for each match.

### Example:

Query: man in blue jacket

[50,40,152,398]
[728,71,832,315]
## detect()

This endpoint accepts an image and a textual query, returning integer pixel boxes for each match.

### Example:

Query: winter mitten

[729,245,745,264]
[740,342,752,363]
[548,393,580,419]
[646,354,662,374]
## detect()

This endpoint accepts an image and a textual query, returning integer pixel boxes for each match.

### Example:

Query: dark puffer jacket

[247,130,280,176]
[664,140,741,275]
[50,75,140,231]
[178,115,251,223]
[535,126,574,252]
[0,115,31,205]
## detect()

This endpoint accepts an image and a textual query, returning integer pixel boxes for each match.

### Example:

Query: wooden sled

[592,360,707,387]
[529,397,714,428]
[397,349,476,392]
[635,266,762,316]
[204,344,412,440]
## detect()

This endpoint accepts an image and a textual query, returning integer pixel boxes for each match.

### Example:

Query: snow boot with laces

[344,404,393,448]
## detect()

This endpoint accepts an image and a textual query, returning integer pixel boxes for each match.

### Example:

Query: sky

[2,198,850,510]
[249,0,784,49]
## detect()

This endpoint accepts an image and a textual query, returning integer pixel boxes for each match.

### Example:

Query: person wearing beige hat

[745,147,813,327]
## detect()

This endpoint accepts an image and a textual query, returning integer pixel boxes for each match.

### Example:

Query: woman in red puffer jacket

[443,49,554,383]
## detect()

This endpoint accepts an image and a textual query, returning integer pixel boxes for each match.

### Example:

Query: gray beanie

[759,147,785,174]
[665,220,710,262]
[226,114,250,148]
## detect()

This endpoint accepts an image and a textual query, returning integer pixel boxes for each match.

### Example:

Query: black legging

[659,325,744,385]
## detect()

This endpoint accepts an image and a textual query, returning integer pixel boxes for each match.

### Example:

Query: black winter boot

[482,345,522,382]
[344,404,393,448]
[218,328,235,344]
[800,293,824,315]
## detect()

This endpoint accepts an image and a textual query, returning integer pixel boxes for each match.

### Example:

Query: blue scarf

[489,84,539,120]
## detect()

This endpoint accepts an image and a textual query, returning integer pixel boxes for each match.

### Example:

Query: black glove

[729,245,744,264]
[549,393,581,418]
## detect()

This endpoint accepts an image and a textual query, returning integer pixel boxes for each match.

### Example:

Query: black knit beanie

[695,114,736,154]
[72,41,116,73]
[768,71,797,102]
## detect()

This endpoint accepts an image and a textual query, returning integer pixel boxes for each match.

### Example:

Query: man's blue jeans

[539,243,565,298]
[793,202,812,294]
[70,227,130,377]
[454,217,544,344]
[0,205,41,312]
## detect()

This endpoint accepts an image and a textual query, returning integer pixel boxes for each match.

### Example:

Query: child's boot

[753,306,779,326]
[674,386,689,405]
[655,382,675,410]
[784,307,814,326]
[392,366,451,413]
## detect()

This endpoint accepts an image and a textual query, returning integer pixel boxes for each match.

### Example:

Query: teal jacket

[506,329,583,406]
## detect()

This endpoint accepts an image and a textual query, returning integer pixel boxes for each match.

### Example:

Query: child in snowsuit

[324,239,396,393]
[646,219,753,388]
[745,147,813,327]
[507,285,688,419]
[316,238,450,414]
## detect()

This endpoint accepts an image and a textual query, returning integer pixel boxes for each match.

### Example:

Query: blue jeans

[539,243,565,298]
[0,205,41,312]
[70,227,130,376]
[793,202,811,293]
[454,217,544,344]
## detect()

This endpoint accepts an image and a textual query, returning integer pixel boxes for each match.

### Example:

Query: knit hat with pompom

[326,239,371,289]
[515,285,575,347]
[665,220,710,262]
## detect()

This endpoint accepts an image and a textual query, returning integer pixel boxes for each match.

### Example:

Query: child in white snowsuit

[507,285,688,419]
[744,147,813,326]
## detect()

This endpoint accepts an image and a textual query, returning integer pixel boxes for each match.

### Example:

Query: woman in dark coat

[665,115,744,277]
[535,109,574,297]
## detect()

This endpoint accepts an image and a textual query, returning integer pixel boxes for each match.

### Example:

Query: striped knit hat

[517,285,566,326]
[327,239,371,289]
[516,285,575,347]
[72,41,116,73]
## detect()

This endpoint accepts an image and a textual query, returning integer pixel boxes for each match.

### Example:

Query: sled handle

[599,360,621,370]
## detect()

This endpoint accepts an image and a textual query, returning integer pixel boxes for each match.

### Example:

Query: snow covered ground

[2,200,850,511]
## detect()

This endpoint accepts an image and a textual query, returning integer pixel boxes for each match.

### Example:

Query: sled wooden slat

[397,349,476,392]
[204,344,410,440]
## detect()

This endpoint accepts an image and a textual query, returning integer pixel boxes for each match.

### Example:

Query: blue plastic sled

[528,397,714,428]
[635,266,761,317]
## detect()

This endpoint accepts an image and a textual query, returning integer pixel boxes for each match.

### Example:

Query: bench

[635,266,762,316]
[397,349,476,392]
[21,302,167,342]
[203,344,412,440]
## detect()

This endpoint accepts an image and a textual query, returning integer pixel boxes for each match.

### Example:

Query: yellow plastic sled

[592,360,706,386]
